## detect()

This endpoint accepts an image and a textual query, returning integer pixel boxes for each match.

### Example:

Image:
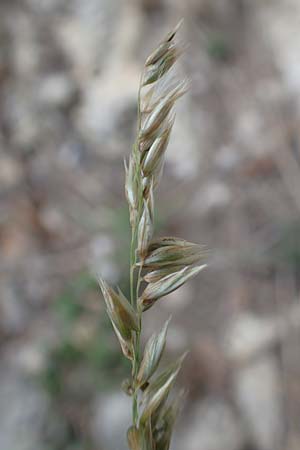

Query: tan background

[1,0,300,449]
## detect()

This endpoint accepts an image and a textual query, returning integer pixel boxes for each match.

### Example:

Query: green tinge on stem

[125,20,202,445]
[132,263,143,425]
[130,231,136,307]
[128,137,144,425]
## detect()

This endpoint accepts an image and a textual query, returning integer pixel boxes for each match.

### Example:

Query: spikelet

[139,353,187,425]
[137,318,170,387]
[139,265,207,311]
[127,426,140,450]
[98,277,138,359]
[140,243,205,269]
[143,266,185,283]
[137,198,154,259]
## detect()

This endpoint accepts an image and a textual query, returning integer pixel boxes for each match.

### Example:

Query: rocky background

[1,0,300,449]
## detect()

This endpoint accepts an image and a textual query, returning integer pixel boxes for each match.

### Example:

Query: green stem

[130,69,144,428]
[130,232,135,306]
[132,264,143,426]
[135,265,143,363]
[132,390,138,426]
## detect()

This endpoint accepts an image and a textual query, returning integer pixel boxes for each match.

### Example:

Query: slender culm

[98,21,207,450]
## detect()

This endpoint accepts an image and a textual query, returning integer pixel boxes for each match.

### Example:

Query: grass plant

[98,21,207,449]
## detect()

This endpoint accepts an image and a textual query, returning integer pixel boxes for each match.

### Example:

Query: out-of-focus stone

[235,108,264,152]
[0,281,29,335]
[37,74,76,108]
[190,337,227,391]
[0,155,23,189]
[90,234,120,283]
[166,100,203,180]
[38,205,67,236]
[214,145,241,172]
[233,356,284,450]
[258,0,300,102]
[67,1,142,154]
[161,284,194,311]
[192,181,231,214]
[225,312,276,363]
[10,12,41,77]
[57,0,122,80]
[173,397,245,450]
[75,66,139,155]
[91,392,131,450]
[4,342,46,375]
[3,89,40,149]
[141,0,164,13]
[166,325,188,353]
[225,313,285,450]
[0,368,49,450]
[24,0,63,12]
[0,225,31,262]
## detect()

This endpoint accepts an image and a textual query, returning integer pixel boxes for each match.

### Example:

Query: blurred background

[1,0,300,449]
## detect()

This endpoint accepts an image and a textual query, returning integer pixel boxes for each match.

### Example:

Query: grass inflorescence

[98,20,207,450]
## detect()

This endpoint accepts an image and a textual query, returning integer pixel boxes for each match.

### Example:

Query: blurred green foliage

[273,221,300,271]
[206,32,232,62]
[40,271,130,450]
[39,200,166,448]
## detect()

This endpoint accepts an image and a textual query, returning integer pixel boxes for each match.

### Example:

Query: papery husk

[137,318,171,386]
[111,319,134,360]
[138,200,154,259]
[139,265,207,311]
[125,156,140,227]
[139,353,187,425]
[98,278,139,332]
[140,243,205,269]
[127,426,140,450]
[140,81,187,139]
[143,266,184,283]
[143,46,182,86]
[142,120,174,177]
[144,20,183,67]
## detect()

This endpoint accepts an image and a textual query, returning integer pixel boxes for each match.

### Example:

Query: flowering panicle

[98,21,207,449]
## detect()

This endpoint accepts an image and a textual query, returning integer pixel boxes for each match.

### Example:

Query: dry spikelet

[127,426,140,450]
[143,46,183,86]
[98,278,139,332]
[98,278,138,359]
[139,81,187,140]
[154,393,184,450]
[139,353,187,425]
[111,319,134,360]
[139,265,207,311]
[140,243,205,269]
[138,199,154,259]
[137,317,171,387]
[143,266,185,283]
[142,120,173,177]
[146,236,193,252]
